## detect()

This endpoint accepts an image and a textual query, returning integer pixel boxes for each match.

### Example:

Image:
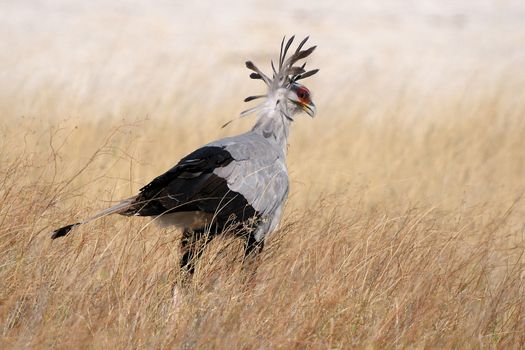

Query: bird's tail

[50,196,137,239]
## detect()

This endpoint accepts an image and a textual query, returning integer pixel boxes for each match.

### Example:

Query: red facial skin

[295,85,311,105]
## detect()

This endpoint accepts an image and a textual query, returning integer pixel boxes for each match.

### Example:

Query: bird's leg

[180,228,213,275]
[173,228,212,306]
[240,234,265,285]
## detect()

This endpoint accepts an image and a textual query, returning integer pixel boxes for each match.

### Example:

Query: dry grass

[2,2,525,348]
[2,79,525,348]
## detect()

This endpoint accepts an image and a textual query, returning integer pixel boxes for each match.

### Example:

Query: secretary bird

[51,36,318,274]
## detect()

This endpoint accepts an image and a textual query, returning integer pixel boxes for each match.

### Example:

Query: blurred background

[2,0,524,119]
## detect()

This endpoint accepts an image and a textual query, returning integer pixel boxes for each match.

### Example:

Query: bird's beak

[302,101,316,118]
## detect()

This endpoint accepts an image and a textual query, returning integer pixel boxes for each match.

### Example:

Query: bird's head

[287,83,316,118]
[236,36,318,123]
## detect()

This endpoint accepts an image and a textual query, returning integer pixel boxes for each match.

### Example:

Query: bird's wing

[123,144,258,225]
[130,131,289,217]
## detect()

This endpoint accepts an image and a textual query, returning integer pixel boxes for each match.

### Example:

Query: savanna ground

[1,1,525,348]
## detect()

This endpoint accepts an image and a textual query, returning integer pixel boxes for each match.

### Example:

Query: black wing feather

[139,146,233,196]
[121,146,257,225]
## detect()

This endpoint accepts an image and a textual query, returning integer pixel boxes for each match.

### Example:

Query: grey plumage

[51,36,318,273]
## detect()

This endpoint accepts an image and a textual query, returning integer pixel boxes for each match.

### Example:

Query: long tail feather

[50,196,137,239]
[51,223,81,239]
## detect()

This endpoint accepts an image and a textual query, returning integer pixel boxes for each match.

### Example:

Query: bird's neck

[251,108,292,153]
